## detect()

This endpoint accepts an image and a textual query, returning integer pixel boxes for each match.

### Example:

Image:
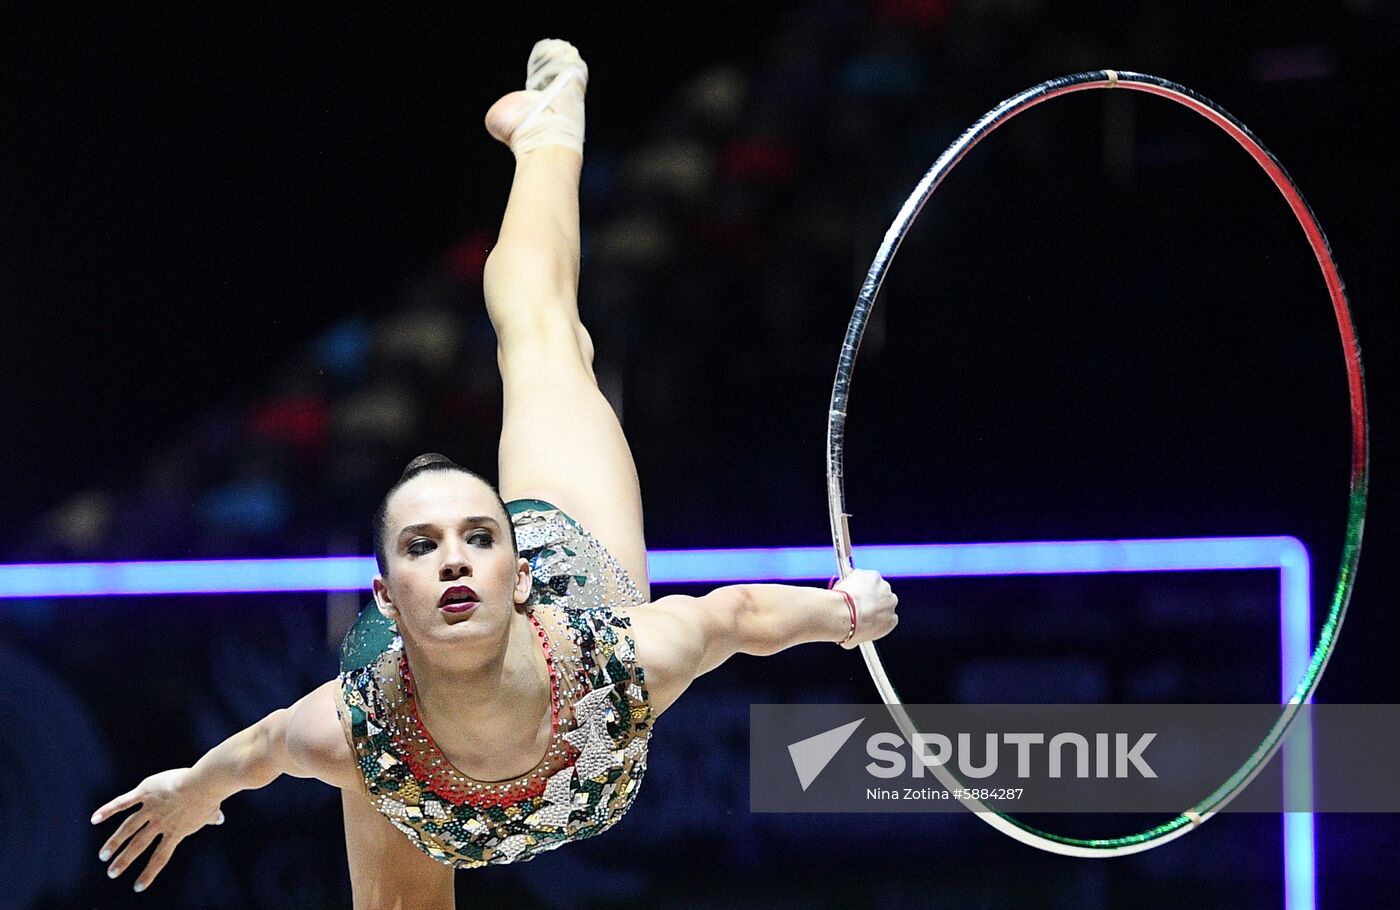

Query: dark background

[5,1,1398,907]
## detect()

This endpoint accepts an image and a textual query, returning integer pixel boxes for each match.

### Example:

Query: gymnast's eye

[407,539,435,557]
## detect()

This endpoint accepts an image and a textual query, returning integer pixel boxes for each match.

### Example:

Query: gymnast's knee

[494,309,594,373]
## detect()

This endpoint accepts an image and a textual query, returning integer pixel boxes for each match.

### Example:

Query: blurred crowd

[21,0,1381,563]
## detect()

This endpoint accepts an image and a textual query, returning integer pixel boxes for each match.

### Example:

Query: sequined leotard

[335,500,652,868]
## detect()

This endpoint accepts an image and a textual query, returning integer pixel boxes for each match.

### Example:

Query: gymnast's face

[372,472,531,649]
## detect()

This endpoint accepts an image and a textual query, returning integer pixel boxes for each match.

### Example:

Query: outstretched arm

[91,679,355,892]
[627,569,899,716]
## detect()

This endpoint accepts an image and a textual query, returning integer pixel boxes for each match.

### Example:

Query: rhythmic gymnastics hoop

[826,71,1367,857]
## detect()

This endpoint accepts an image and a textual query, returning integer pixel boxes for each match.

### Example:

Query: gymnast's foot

[485,39,588,157]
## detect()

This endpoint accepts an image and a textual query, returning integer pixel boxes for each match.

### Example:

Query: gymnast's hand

[91,767,225,892]
[835,568,900,649]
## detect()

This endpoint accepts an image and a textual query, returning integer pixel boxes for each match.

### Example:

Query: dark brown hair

[372,453,518,576]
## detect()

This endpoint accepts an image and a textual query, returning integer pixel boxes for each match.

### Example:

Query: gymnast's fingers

[133,833,184,893]
[99,812,148,865]
[92,787,143,825]
[107,823,160,881]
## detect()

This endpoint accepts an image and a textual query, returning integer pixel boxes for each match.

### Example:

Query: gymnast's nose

[439,544,472,580]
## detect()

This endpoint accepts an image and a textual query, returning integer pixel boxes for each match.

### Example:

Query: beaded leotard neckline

[395,611,569,806]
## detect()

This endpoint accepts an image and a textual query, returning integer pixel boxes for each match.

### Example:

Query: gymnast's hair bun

[400,452,462,480]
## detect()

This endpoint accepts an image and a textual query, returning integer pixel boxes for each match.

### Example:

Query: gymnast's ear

[372,576,399,620]
[513,557,533,607]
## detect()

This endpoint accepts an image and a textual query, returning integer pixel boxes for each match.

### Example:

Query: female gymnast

[90,39,899,906]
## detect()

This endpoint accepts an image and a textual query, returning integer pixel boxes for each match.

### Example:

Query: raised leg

[483,40,649,597]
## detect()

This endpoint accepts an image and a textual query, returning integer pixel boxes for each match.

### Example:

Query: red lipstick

[438,585,479,613]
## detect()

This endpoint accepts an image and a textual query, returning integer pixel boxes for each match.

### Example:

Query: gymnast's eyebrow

[397,517,501,541]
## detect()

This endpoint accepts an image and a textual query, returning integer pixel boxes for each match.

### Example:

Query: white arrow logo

[787,718,865,791]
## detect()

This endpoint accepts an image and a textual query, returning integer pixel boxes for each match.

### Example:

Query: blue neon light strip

[0,556,373,598]
[0,536,1307,597]
[1278,545,1315,910]
[0,536,1313,908]
[648,536,1309,582]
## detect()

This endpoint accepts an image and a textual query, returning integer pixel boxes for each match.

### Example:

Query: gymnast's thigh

[341,789,455,910]
[495,323,649,597]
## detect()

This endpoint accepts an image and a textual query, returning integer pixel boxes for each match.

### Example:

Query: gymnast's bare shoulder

[284,679,363,791]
